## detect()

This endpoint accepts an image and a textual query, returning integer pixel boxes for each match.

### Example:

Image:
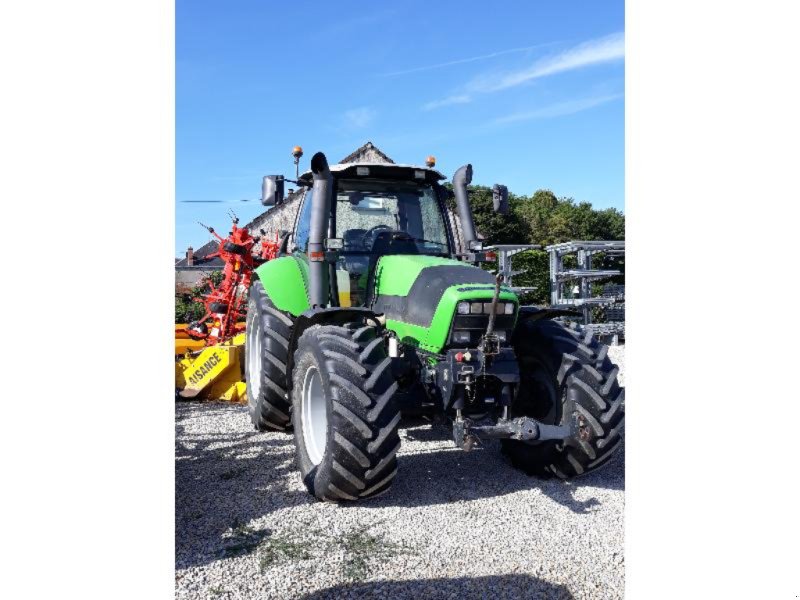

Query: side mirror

[492,184,509,214]
[262,175,285,206]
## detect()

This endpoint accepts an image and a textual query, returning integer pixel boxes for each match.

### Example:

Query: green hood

[373,255,518,352]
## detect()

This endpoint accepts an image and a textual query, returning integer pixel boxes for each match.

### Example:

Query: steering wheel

[359,224,394,249]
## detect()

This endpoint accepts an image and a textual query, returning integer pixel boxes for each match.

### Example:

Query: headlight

[482,302,513,314]
[457,301,516,315]
[495,330,508,342]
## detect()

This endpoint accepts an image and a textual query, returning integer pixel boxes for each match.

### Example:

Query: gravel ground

[176,345,625,599]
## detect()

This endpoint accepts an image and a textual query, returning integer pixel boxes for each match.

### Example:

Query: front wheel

[503,319,625,478]
[291,323,401,501]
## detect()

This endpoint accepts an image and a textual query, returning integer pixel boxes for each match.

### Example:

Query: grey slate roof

[174,239,225,269]
[339,141,395,164]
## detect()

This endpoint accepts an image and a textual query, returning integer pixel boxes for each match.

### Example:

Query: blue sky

[176,0,624,255]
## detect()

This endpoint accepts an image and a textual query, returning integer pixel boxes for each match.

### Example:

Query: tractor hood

[372,255,519,352]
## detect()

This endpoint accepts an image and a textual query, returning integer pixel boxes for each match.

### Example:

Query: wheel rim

[247,314,262,399]
[301,366,327,465]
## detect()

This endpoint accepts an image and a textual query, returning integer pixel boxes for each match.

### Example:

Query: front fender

[253,255,310,317]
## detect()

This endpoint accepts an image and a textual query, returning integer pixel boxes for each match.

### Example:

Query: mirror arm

[284,178,310,186]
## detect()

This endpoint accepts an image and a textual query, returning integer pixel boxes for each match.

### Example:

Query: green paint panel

[386,285,519,353]
[254,255,310,316]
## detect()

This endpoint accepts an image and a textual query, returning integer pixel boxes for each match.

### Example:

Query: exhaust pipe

[452,164,477,248]
[308,152,333,308]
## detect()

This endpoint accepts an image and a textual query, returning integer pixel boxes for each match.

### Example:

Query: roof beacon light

[292,146,304,178]
[425,155,436,167]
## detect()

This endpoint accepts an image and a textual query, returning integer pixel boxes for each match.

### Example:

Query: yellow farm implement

[175,324,247,402]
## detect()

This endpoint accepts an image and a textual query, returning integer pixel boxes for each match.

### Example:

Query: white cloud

[479,32,625,92]
[491,94,622,125]
[343,107,376,128]
[380,42,561,77]
[423,32,624,110]
[421,94,472,111]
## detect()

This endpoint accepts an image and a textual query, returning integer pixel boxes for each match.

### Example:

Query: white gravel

[176,346,625,599]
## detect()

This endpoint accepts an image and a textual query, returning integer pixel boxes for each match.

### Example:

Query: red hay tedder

[184,212,280,346]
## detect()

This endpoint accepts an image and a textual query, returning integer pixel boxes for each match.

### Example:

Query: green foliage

[467,185,531,244]
[175,270,223,324]
[514,189,625,246]
[467,187,625,306]
[503,249,550,305]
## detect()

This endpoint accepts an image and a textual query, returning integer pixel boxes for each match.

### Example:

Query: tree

[463,187,624,306]
[175,270,224,323]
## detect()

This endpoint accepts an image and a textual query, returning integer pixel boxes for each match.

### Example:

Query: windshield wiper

[403,235,446,248]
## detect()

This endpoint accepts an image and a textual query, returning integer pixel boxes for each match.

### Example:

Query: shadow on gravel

[374,417,625,514]
[175,402,312,570]
[176,404,624,571]
[300,574,574,600]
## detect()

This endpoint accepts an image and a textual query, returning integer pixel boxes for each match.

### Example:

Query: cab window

[293,189,314,253]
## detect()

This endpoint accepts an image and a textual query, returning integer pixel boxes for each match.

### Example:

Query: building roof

[339,141,395,165]
[174,239,225,269]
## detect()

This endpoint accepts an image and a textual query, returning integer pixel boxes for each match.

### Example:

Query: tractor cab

[295,162,454,307]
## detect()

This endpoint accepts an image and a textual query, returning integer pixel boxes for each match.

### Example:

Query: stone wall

[245,191,303,248]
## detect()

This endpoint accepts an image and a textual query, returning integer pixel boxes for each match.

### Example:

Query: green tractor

[245,151,624,501]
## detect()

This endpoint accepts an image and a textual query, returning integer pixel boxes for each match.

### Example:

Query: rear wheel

[503,319,624,478]
[291,323,401,501]
[245,279,294,431]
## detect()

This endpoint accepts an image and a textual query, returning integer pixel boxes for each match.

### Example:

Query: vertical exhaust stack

[308,152,333,308]
[452,164,478,249]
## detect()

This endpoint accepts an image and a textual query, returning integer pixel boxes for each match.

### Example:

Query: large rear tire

[503,319,624,478]
[245,279,294,431]
[291,323,401,501]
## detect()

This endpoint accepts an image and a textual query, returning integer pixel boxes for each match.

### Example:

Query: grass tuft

[258,536,314,574]
[338,524,410,582]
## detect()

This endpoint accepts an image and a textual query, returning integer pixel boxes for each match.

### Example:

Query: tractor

[245,151,624,501]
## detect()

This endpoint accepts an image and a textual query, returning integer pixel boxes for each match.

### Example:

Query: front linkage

[436,273,574,451]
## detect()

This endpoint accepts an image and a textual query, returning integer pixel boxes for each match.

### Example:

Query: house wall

[245,191,303,247]
[175,270,210,293]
